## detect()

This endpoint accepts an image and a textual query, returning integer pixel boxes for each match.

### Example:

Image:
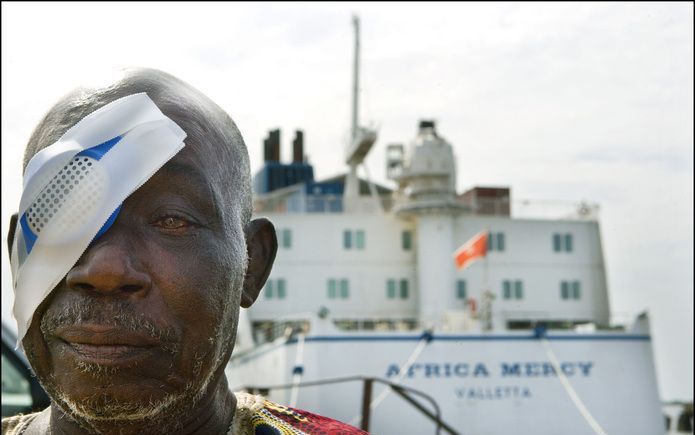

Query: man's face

[20,139,247,424]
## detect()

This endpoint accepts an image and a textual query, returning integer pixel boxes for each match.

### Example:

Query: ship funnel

[263,129,281,162]
[419,120,436,132]
[292,130,304,163]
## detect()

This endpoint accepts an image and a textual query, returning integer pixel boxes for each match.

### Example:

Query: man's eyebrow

[160,161,208,185]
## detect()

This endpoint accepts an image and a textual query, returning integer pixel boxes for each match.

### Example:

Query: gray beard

[37,301,238,434]
[42,331,231,435]
[42,343,220,434]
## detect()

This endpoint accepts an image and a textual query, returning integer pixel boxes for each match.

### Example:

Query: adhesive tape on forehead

[10,93,187,346]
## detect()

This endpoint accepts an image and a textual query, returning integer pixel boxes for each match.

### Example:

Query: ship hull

[227,331,663,435]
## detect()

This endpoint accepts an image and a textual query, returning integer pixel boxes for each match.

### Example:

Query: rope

[289,333,306,407]
[540,338,608,435]
[349,332,430,426]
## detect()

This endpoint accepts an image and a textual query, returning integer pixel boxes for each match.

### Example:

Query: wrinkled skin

[10,139,277,434]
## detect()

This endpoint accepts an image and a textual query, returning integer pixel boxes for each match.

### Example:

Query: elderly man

[3,68,367,435]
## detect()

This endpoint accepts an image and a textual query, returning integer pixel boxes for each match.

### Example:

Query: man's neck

[46,382,237,435]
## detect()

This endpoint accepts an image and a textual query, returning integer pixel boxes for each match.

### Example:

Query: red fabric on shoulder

[262,400,369,434]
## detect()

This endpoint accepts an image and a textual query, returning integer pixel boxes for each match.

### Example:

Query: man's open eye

[154,215,191,230]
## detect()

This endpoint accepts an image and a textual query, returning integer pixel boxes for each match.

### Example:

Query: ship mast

[344,15,378,211]
[351,15,359,144]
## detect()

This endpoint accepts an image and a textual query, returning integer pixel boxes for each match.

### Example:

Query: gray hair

[22,67,252,227]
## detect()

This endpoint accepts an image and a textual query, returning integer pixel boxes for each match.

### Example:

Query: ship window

[553,233,574,252]
[400,279,409,299]
[496,233,505,251]
[340,279,349,299]
[402,231,412,250]
[514,280,523,299]
[502,280,511,299]
[560,280,580,300]
[355,230,365,250]
[328,279,336,299]
[343,230,352,249]
[456,280,467,299]
[387,279,396,299]
[265,280,274,299]
[561,281,569,300]
[281,229,292,248]
[488,232,505,252]
[277,279,286,299]
[503,280,522,299]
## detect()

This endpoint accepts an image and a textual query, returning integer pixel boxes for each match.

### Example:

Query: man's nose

[65,237,151,297]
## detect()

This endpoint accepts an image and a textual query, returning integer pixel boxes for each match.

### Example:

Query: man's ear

[241,218,277,308]
[7,213,18,255]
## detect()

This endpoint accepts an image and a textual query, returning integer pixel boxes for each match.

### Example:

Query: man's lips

[53,324,161,365]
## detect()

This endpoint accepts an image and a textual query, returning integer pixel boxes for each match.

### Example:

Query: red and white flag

[453,230,488,270]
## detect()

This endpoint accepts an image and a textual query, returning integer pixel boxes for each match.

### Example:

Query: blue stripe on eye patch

[21,136,124,254]
[76,135,122,160]
[19,214,37,254]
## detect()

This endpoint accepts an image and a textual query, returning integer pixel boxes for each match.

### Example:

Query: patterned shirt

[2,392,369,435]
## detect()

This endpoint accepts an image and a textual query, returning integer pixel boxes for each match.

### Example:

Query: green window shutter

[328,279,336,299]
[457,280,467,299]
[266,280,274,299]
[553,233,562,252]
[497,233,505,252]
[572,281,580,299]
[402,231,412,250]
[356,230,365,250]
[488,234,495,252]
[343,230,352,249]
[277,279,286,299]
[561,281,568,300]
[514,280,523,299]
[503,280,511,299]
[340,279,349,299]
[387,279,396,299]
[565,234,573,252]
[282,229,292,248]
[400,279,409,299]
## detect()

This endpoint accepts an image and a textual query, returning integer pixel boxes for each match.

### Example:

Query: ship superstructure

[246,120,611,341]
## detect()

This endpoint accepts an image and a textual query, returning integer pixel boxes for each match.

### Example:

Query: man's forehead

[162,138,230,184]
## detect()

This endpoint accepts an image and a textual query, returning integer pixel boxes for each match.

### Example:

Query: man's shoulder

[1,411,43,435]
[234,392,369,435]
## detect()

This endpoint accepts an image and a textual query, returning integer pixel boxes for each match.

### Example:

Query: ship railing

[254,193,394,214]
[609,311,649,329]
[454,197,600,220]
[495,310,654,333]
[254,190,599,220]
[251,319,311,345]
[509,199,600,220]
[241,375,460,435]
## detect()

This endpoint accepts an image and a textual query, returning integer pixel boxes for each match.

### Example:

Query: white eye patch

[10,93,187,346]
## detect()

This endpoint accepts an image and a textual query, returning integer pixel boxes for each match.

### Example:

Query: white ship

[225,17,664,435]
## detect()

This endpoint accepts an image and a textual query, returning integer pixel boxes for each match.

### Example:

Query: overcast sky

[2,2,692,401]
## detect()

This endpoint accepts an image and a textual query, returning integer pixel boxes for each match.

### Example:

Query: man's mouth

[54,324,160,366]
[66,342,153,364]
